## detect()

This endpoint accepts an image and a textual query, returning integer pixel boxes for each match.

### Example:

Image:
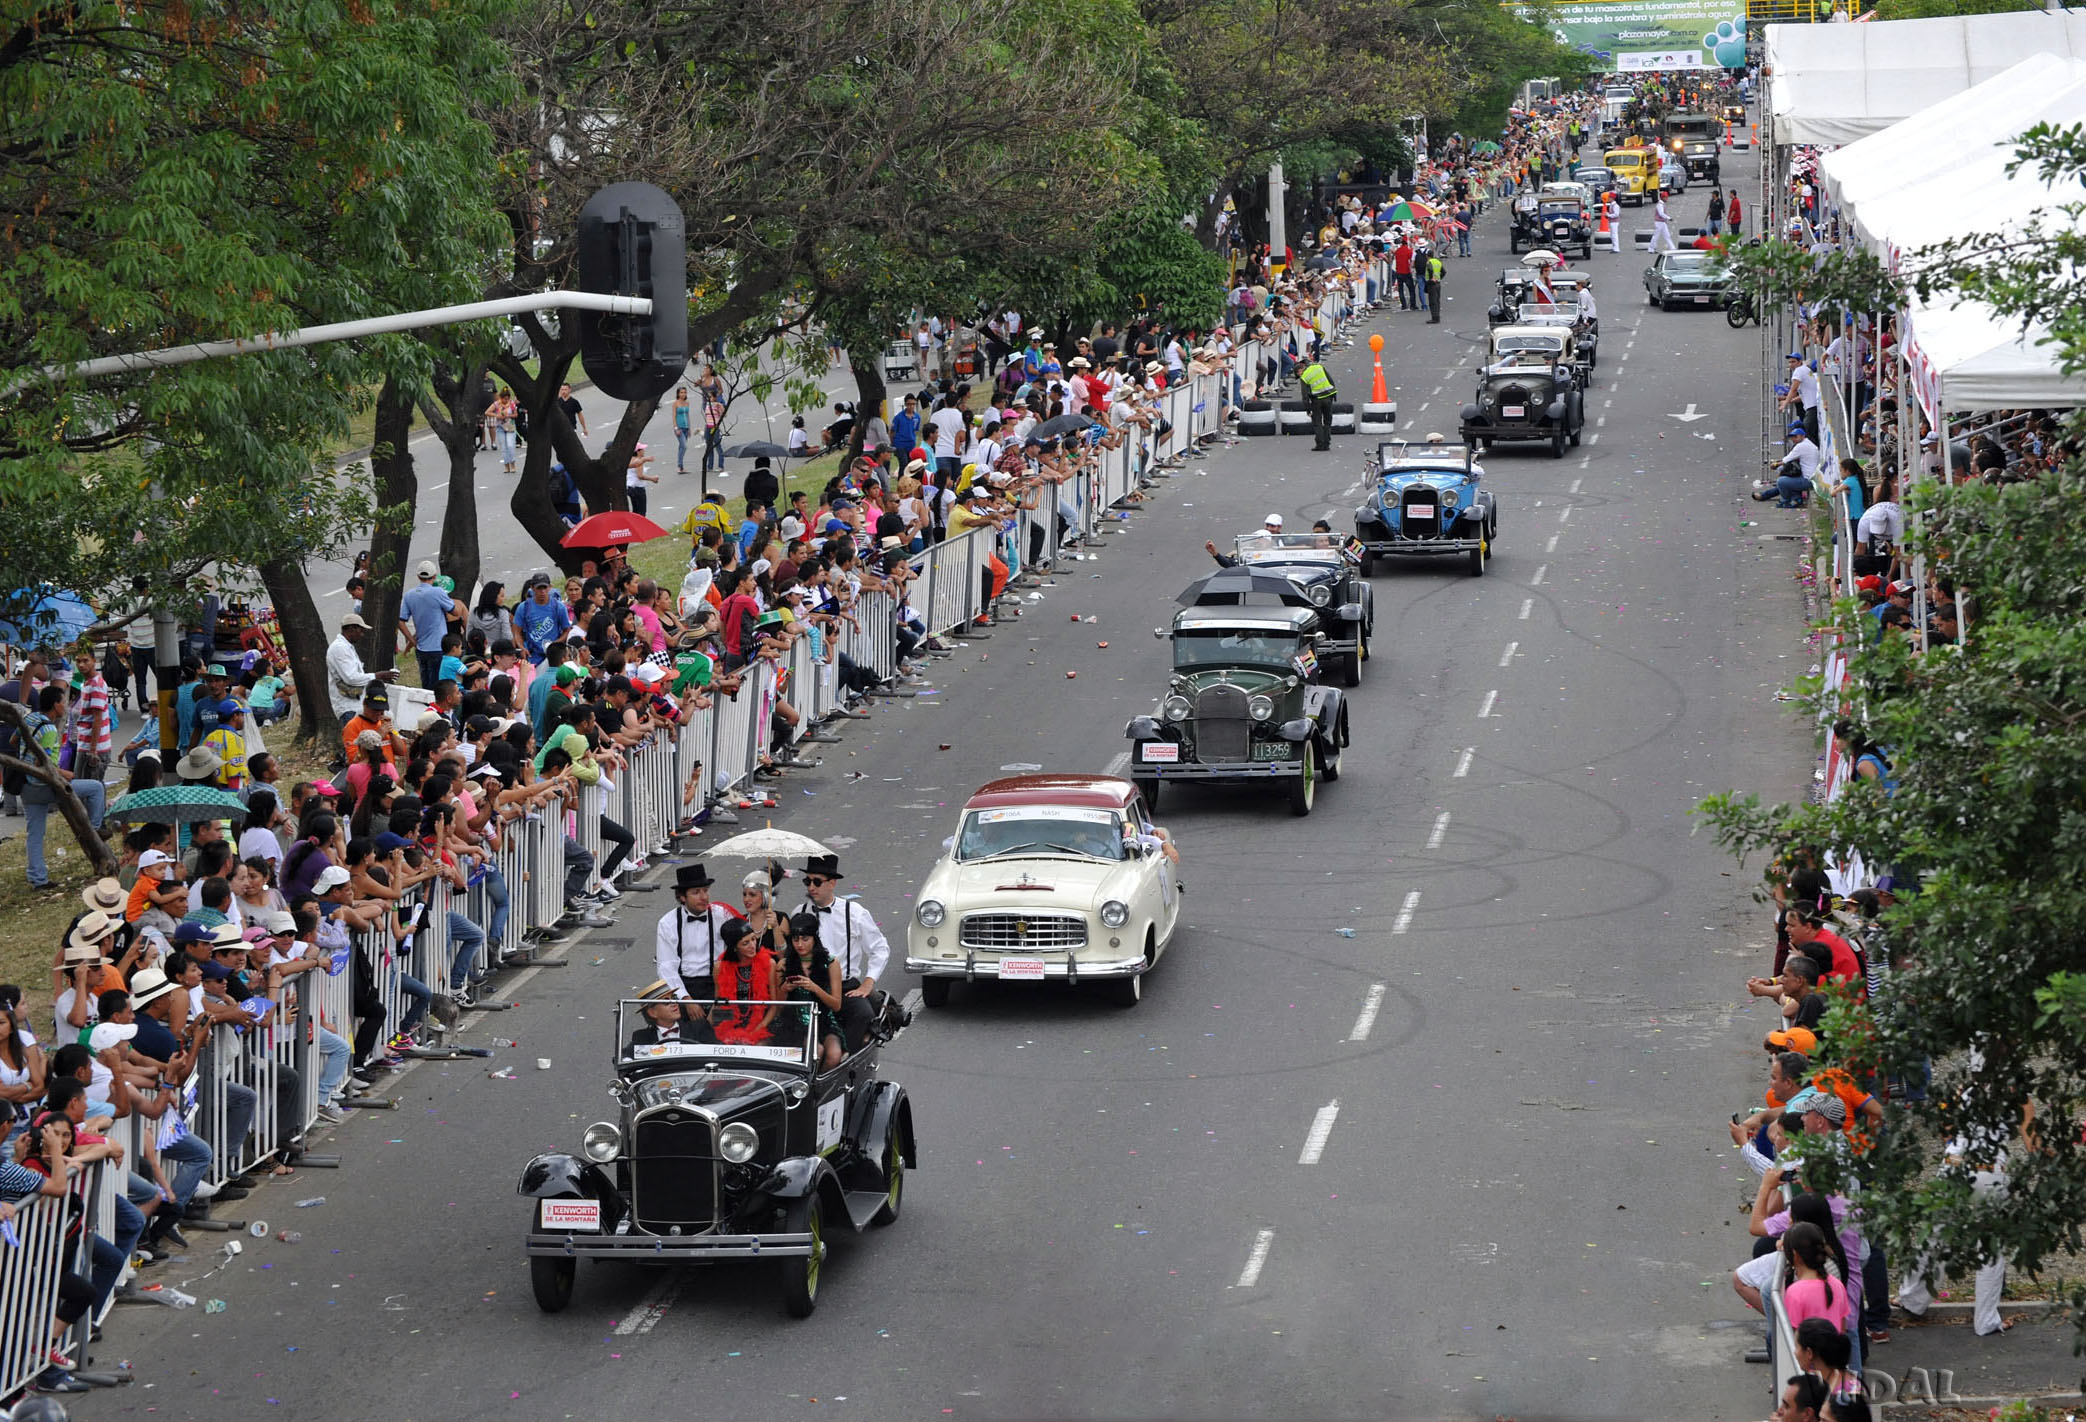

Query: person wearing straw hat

[797,854,888,1051]
[655,863,743,1001]
[175,743,222,787]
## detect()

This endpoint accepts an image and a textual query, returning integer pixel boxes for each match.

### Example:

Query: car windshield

[1664,253,1723,275]
[1536,202,1580,216]
[956,805,1125,862]
[618,999,817,1070]
[1234,532,1341,555]
[1495,334,1562,354]
[1173,629,1304,671]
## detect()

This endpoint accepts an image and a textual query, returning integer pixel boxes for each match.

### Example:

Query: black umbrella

[1305,250,1341,271]
[1175,567,1309,607]
[720,441,790,460]
[1028,414,1092,441]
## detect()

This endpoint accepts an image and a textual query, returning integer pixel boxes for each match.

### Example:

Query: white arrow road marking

[1349,984,1387,1042]
[1392,890,1421,933]
[1669,403,1708,422]
[1298,1100,1341,1164]
[1236,1230,1275,1287]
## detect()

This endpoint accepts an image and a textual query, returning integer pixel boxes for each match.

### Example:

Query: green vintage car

[1126,605,1349,817]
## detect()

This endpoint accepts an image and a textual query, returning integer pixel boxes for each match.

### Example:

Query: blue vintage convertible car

[1352,440,1498,578]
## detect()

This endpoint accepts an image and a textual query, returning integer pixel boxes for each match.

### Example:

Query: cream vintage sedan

[905,774,1182,1008]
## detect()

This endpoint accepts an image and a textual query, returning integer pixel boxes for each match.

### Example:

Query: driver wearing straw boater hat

[654,862,743,1001]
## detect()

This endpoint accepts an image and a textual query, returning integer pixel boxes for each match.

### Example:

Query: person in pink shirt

[1781,1221,1855,1333]
[628,578,668,655]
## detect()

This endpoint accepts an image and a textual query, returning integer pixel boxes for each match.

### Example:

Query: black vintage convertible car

[520,995,915,1317]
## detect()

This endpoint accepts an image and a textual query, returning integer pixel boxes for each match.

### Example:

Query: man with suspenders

[654,863,743,999]
[797,854,889,1051]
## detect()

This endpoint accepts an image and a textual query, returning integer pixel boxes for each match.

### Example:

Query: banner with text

[1520,0,1746,71]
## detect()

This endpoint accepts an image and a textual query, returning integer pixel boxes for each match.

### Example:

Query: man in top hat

[798,854,889,1051]
[655,863,744,1000]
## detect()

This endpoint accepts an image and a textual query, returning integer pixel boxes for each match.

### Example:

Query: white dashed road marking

[1477,689,1498,718]
[612,1271,686,1335]
[1558,506,1571,523]
[1545,533,1559,552]
[1236,1230,1275,1287]
[1453,747,1475,778]
[1298,1101,1341,1165]
[1348,984,1387,1042]
[1392,890,1421,934]
[1569,478,1582,493]
[1518,598,1533,620]
[1531,565,1548,585]
[1427,811,1452,848]
[1102,751,1130,777]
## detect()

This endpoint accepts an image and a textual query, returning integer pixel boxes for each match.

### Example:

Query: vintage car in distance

[1127,604,1349,817]
[1353,439,1495,578]
[1460,350,1585,459]
[1643,250,1735,311]
[1572,166,1619,206]
[1215,532,1374,685]
[1661,111,1723,185]
[520,995,915,1318]
[1488,321,1590,389]
[1511,188,1593,259]
[905,774,1181,1008]
[1603,145,1658,205]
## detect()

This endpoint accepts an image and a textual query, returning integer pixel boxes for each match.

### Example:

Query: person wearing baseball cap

[204,697,248,790]
[400,560,465,688]
[328,611,399,719]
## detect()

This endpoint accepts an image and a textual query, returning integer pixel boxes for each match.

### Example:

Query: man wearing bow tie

[798,854,888,1050]
[654,863,742,1000]
[628,994,718,1049]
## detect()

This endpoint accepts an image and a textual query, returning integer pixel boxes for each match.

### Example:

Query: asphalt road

[105,139,1822,1421]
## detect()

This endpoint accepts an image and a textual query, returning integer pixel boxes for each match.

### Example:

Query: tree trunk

[421,357,488,596]
[257,555,340,750]
[502,344,581,574]
[361,378,418,681]
[846,347,887,463]
[0,704,119,877]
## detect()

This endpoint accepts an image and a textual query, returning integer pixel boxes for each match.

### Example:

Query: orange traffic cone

[1368,333,1389,404]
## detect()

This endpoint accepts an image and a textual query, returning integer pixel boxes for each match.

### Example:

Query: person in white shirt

[1754,426,1822,507]
[325,614,396,720]
[1782,352,1821,440]
[1650,193,1677,253]
[797,854,887,1049]
[654,863,742,999]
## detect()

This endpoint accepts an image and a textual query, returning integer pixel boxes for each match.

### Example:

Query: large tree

[479,0,1145,570]
[0,0,514,759]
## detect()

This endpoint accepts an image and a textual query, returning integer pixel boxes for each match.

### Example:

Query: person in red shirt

[1392,238,1417,310]
[1787,911,1864,998]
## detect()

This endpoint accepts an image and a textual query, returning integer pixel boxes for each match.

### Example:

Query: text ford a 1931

[519,993,914,1318]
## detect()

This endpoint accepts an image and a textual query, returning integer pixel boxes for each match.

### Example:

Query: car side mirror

[1313,632,1330,646]
[1153,627,1168,640]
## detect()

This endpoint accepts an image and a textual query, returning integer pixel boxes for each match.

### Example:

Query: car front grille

[631,1108,717,1233]
[1194,683,1251,761]
[959,913,1089,950]
[1401,487,1444,540]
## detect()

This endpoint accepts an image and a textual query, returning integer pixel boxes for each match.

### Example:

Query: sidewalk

[1869,1308,2082,1414]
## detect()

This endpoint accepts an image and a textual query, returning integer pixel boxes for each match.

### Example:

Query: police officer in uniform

[1296,346,1337,451]
[654,862,742,999]
[797,854,889,1050]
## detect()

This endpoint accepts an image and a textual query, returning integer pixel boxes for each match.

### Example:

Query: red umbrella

[561,511,670,548]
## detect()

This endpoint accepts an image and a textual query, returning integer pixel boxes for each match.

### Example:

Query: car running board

[841,1189,890,1232]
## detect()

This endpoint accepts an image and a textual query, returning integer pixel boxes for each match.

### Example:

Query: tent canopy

[1901,291,2086,420]
[1767,10,2086,147]
[1818,53,2086,210]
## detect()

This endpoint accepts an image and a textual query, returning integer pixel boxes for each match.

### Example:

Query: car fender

[750,1155,853,1223]
[1126,715,1162,741]
[852,1082,917,1171]
[1473,489,1496,520]
[1459,402,1481,423]
[518,1153,623,1229]
[1303,685,1344,740]
[1546,398,1566,421]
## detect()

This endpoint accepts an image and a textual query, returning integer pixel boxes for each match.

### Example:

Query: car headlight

[1306,583,1331,607]
[917,899,945,928]
[1248,694,1275,722]
[1162,695,1192,722]
[1099,900,1130,929]
[718,1122,759,1165]
[582,1121,622,1163]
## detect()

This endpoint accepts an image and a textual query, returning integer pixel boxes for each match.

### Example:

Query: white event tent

[1766,9,2086,147]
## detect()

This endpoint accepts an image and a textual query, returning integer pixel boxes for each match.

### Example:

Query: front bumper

[1131,757,1304,781]
[525,1230,814,1261]
[1463,420,1558,443]
[1360,535,1481,555]
[904,952,1147,982]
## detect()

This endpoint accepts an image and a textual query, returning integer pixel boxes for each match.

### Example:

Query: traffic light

[575,182,688,403]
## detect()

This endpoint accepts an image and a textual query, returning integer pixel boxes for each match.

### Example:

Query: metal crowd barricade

[0,1173,71,1399]
[708,672,758,799]
[195,1017,287,1187]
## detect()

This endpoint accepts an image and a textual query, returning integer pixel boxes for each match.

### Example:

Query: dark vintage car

[1353,440,1495,578]
[1212,532,1374,685]
[520,995,915,1318]
[1487,268,1545,325]
[1511,196,1592,259]
[1572,166,1619,207]
[1127,604,1349,816]
[1643,250,1735,311]
[1460,359,1584,459]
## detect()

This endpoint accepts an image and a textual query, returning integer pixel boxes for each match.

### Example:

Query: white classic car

[905,775,1182,1007]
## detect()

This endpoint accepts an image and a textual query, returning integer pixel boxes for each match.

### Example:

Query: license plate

[1502,405,1524,418]
[1405,505,1435,519]
[1251,741,1292,761]
[540,1199,600,1231]
[1693,295,1709,304]
[1139,742,1178,764]
[997,958,1047,980]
